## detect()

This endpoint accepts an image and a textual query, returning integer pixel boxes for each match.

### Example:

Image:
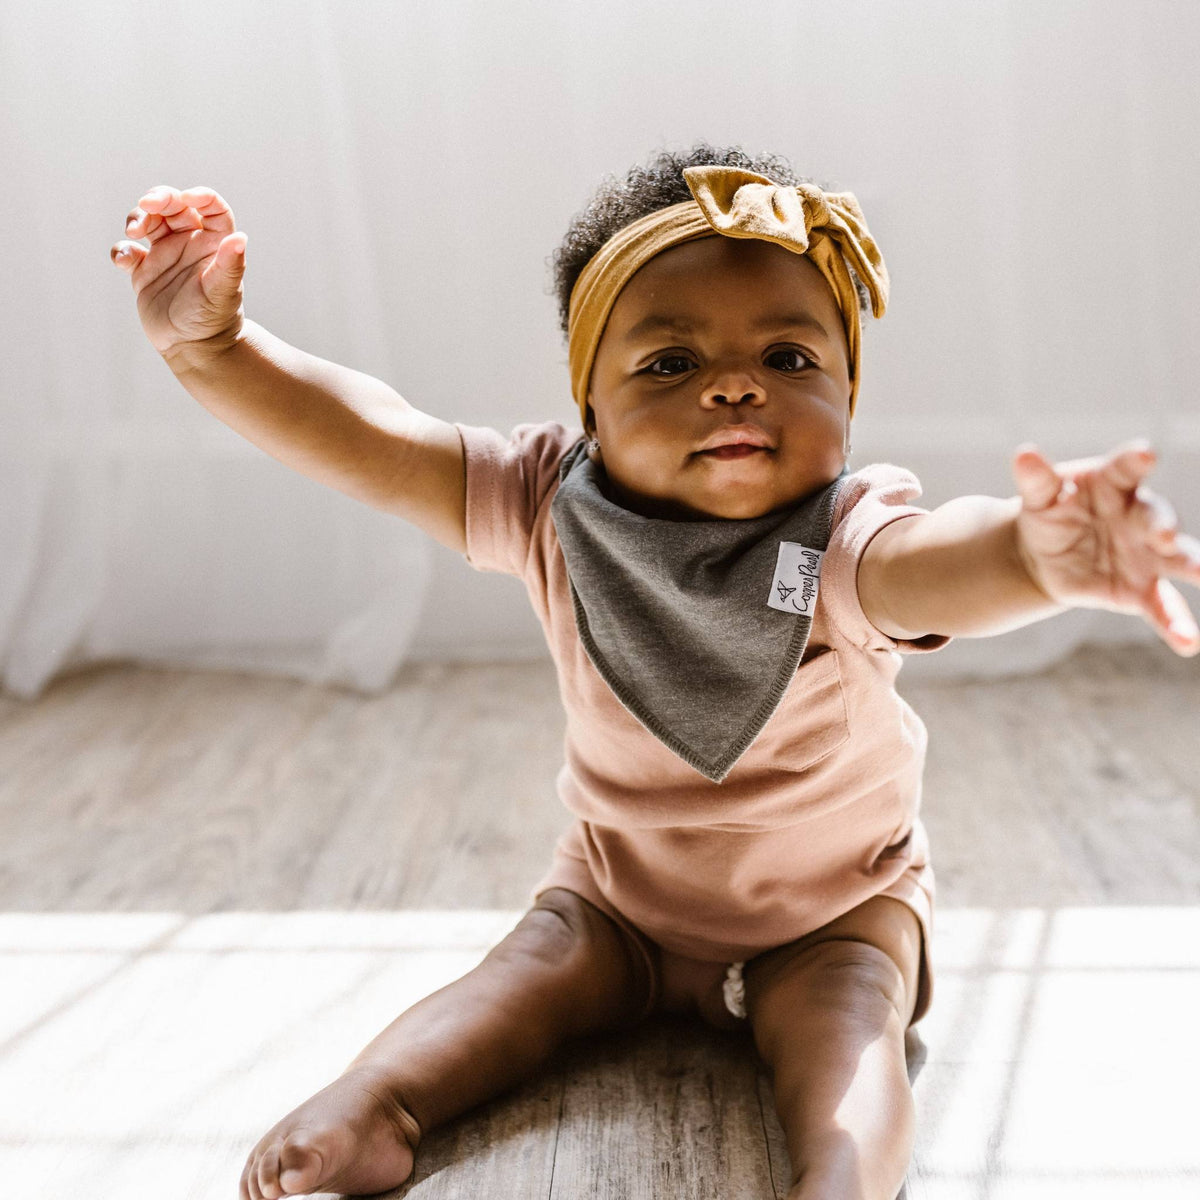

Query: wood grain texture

[393,1069,561,1199]
[548,1017,779,1200]
[1,642,1197,1199]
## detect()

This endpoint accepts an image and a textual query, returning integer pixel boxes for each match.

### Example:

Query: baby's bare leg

[239,889,651,1200]
[743,896,922,1200]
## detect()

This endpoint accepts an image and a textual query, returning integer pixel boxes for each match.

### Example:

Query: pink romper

[455,419,952,1026]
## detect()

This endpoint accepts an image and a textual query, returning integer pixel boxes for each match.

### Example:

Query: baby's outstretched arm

[857,440,1200,657]
[111,185,467,552]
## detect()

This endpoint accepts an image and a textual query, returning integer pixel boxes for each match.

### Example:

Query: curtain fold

[3,0,1197,699]
[0,0,431,700]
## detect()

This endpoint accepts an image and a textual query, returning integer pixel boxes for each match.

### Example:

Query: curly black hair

[548,140,871,345]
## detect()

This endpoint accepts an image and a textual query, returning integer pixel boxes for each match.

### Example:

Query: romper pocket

[755,648,851,773]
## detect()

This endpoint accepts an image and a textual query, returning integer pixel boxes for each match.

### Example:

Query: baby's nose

[704,379,765,406]
[701,362,765,406]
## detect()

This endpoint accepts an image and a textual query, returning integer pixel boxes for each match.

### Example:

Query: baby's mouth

[698,445,770,460]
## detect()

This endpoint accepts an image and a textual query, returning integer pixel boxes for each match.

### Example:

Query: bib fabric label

[767,541,824,614]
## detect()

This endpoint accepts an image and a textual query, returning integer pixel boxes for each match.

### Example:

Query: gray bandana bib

[550,439,850,783]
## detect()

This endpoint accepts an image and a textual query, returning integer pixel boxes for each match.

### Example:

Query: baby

[112,143,1200,1200]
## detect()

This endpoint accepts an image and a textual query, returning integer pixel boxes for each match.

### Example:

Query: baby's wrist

[1011,522,1060,608]
[161,319,246,379]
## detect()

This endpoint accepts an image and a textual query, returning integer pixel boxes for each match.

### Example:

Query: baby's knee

[796,940,908,1019]
[488,888,652,1031]
[517,888,634,970]
[495,890,589,967]
[748,938,909,1039]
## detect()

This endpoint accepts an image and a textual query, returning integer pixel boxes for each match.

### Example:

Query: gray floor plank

[549,1016,777,1200]
[392,1070,562,1200]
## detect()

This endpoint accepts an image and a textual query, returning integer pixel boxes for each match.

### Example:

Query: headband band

[566,165,889,429]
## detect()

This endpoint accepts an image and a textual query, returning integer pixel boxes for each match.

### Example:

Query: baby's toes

[241,1134,322,1200]
[254,1141,285,1199]
[252,1140,294,1199]
[275,1133,326,1195]
[239,1154,261,1200]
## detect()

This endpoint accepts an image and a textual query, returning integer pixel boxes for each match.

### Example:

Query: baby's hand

[1011,439,1200,656]
[110,185,247,370]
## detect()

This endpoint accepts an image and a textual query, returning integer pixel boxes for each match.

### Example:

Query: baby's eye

[767,348,814,372]
[646,354,695,376]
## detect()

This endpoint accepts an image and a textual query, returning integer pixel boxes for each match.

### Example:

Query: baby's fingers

[131,184,236,242]
[1088,441,1157,522]
[1141,577,1200,656]
[1102,439,1157,491]
[1154,531,1200,591]
[177,186,237,233]
[127,186,196,243]
[1131,484,1179,550]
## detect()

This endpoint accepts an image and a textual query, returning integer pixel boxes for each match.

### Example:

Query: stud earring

[587,437,601,455]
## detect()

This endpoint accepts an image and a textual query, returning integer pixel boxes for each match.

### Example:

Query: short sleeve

[820,463,953,654]
[453,420,584,578]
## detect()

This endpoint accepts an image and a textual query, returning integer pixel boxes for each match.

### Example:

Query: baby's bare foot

[239,1067,421,1200]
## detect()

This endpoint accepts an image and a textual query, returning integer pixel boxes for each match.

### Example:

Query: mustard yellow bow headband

[566,165,889,429]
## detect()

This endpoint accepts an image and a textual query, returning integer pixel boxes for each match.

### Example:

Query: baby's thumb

[110,240,148,272]
[1012,443,1064,513]
[200,233,248,304]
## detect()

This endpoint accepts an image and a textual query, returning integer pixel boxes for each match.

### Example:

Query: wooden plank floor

[1,643,1197,1199]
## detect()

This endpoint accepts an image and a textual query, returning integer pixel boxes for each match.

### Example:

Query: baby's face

[587,237,852,520]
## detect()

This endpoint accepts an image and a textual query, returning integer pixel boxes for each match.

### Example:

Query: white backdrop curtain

[3,0,1198,700]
